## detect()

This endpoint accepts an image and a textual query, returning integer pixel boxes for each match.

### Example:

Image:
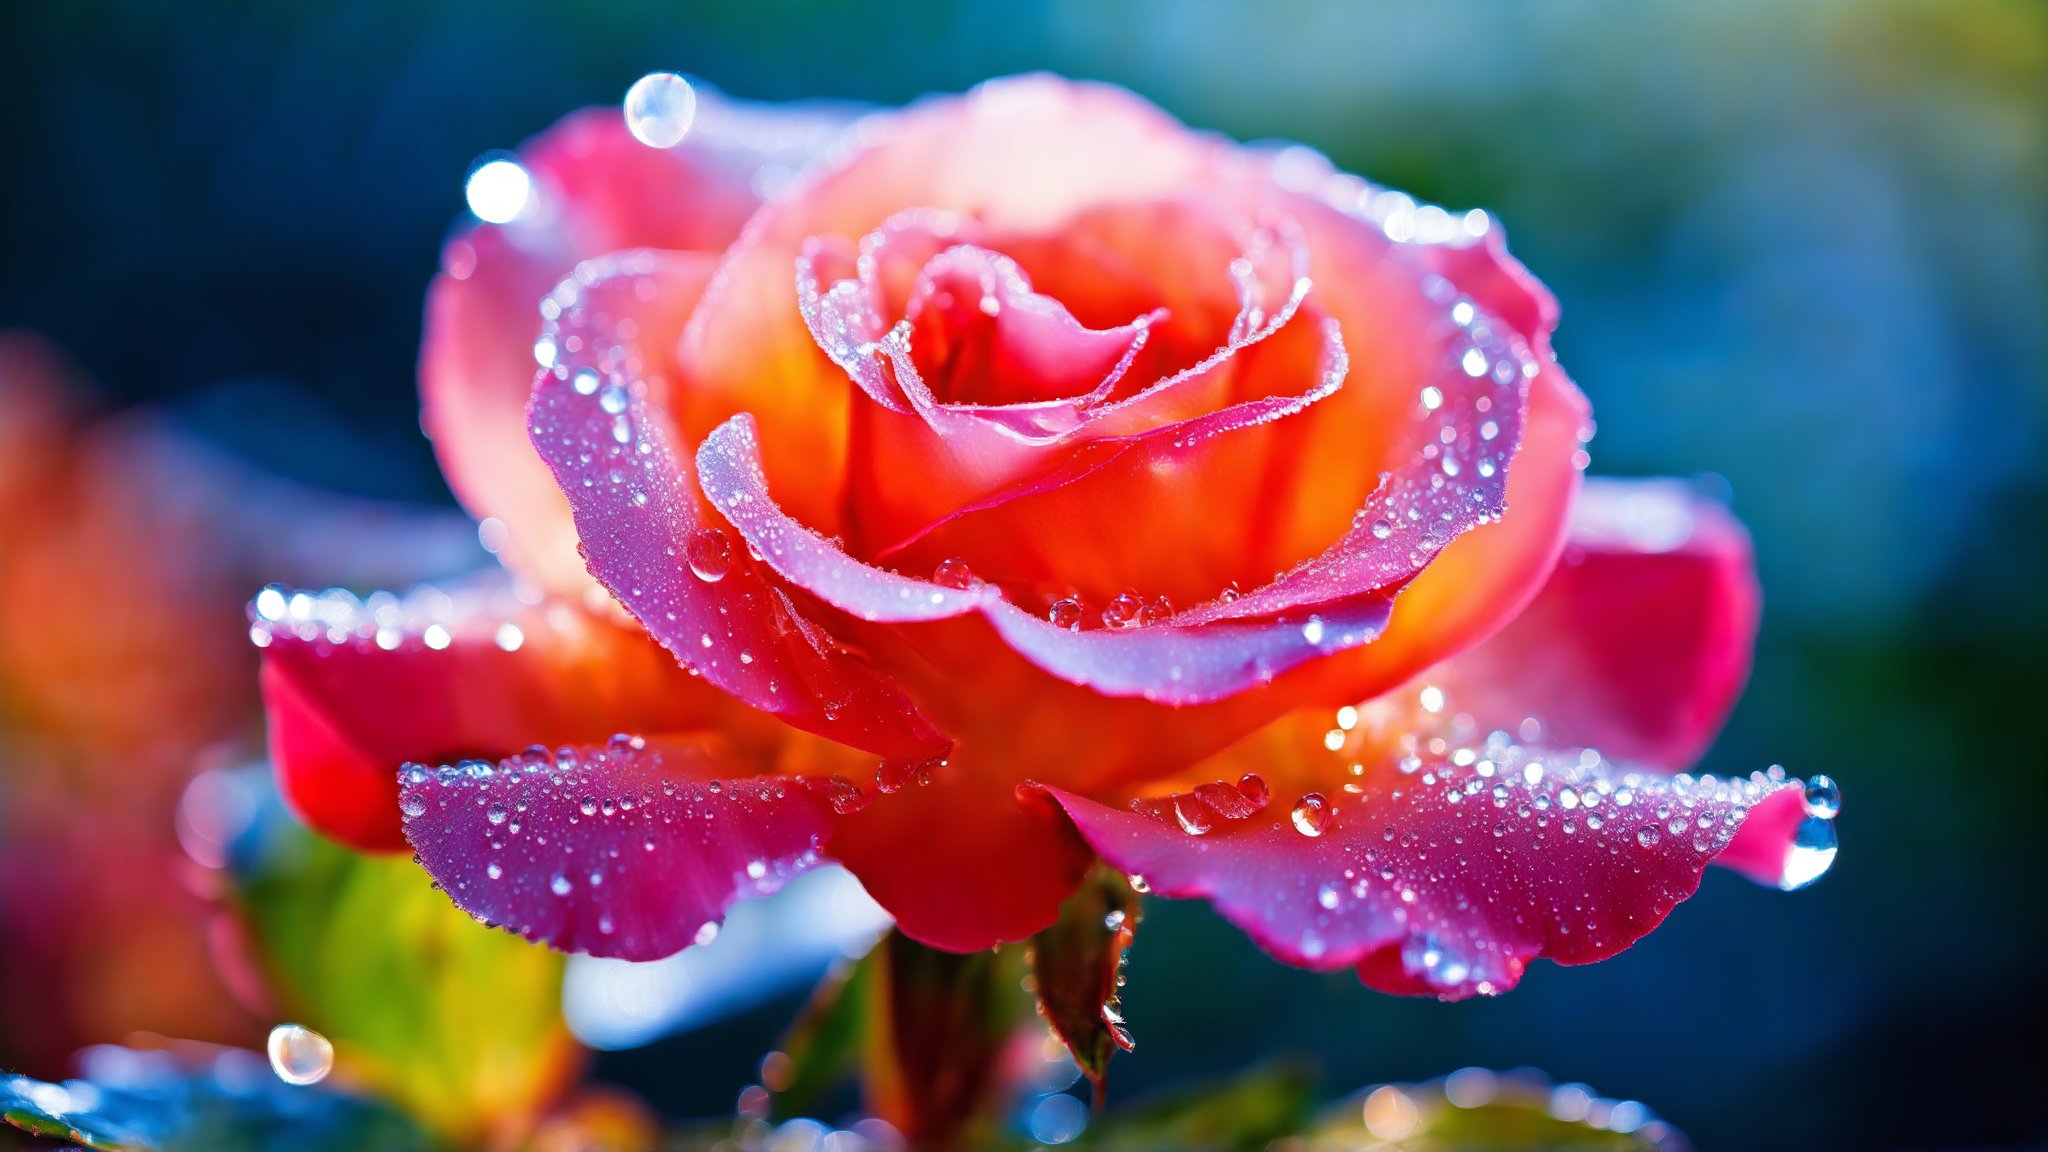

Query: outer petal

[1430,477,1760,767]
[253,578,835,851]
[1041,727,1808,1000]
[400,739,839,960]
[422,94,851,588]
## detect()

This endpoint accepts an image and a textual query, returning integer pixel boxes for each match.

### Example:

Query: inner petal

[901,245,1153,409]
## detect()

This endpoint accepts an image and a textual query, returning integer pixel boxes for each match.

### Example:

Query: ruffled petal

[253,577,809,851]
[677,76,1220,536]
[422,94,850,588]
[400,739,839,960]
[527,350,947,762]
[1040,721,1809,1000]
[1429,477,1759,767]
[696,408,1400,707]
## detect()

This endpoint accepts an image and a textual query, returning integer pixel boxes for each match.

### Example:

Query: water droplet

[1172,795,1213,836]
[266,1024,334,1086]
[1370,517,1393,540]
[579,796,598,816]
[399,791,427,818]
[1778,815,1838,891]
[1317,882,1341,910]
[1127,874,1152,894]
[486,801,508,825]
[1636,824,1662,848]
[1291,792,1331,837]
[684,527,734,583]
[598,382,630,415]
[1802,774,1840,819]
[932,558,975,590]
[623,72,698,148]
[486,862,503,880]
[1047,597,1083,629]
[550,873,573,896]
[1236,772,1269,807]
[694,921,720,946]
[1102,592,1143,630]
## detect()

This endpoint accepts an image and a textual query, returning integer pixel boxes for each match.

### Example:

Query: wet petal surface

[1048,688,1818,996]
[401,739,838,960]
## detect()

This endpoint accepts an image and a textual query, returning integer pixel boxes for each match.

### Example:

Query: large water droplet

[686,527,734,583]
[1172,795,1213,836]
[1236,772,1270,807]
[1291,792,1331,837]
[267,1023,334,1086]
[1047,597,1083,629]
[623,72,698,148]
[1777,815,1838,891]
[933,558,975,590]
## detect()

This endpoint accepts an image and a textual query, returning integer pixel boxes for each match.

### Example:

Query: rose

[258,76,1830,999]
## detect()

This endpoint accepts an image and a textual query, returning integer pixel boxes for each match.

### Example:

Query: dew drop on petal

[1102,592,1143,630]
[933,558,975,590]
[1236,772,1269,807]
[1802,774,1841,819]
[267,1024,334,1086]
[623,72,698,148]
[1291,792,1331,837]
[1047,597,1083,629]
[1172,795,1213,836]
[686,527,734,583]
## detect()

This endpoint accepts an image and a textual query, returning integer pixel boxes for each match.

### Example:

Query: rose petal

[826,770,1094,952]
[528,355,947,762]
[253,577,813,851]
[677,76,1220,536]
[1040,732,1808,999]
[423,94,850,589]
[1428,477,1760,767]
[696,406,1408,707]
[399,738,837,960]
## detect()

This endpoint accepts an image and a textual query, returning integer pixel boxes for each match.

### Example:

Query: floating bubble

[624,72,698,148]
[266,1023,334,1086]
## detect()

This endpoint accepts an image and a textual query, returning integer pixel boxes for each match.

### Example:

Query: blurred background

[3,2,2043,1149]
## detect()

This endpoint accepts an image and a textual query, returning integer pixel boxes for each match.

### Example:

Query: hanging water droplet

[1291,792,1331,837]
[1777,815,1838,891]
[623,72,698,148]
[266,1024,334,1086]
[1047,597,1083,629]
[1802,774,1840,819]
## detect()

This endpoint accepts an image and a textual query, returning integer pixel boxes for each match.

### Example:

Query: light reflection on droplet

[465,155,534,224]
[266,1023,334,1086]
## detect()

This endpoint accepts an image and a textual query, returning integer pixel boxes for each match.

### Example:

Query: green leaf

[231,828,578,1144]
[2,1044,432,1152]
[1080,1060,1316,1152]
[1029,868,1140,1106]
